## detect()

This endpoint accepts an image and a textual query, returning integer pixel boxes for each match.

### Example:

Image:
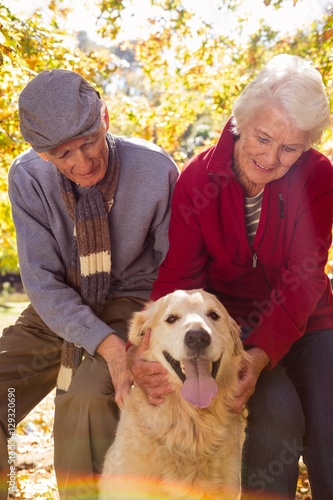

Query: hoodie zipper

[272,192,286,254]
[279,193,285,218]
[252,192,285,268]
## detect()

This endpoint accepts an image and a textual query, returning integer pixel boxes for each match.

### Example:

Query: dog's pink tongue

[181,357,218,408]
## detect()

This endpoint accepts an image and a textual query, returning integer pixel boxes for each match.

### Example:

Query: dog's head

[128,289,244,409]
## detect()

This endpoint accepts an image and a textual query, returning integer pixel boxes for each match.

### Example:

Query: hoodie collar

[206,117,237,176]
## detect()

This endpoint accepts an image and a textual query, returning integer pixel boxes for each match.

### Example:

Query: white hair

[231,54,330,147]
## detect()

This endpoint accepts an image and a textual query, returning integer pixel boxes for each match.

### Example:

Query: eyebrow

[49,133,99,156]
[255,128,304,148]
[49,147,66,157]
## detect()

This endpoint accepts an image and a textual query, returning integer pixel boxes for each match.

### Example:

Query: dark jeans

[241,329,333,500]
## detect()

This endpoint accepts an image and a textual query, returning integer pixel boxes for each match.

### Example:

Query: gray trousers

[0,297,145,500]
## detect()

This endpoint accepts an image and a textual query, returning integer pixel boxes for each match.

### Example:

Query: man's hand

[127,329,175,405]
[97,334,132,409]
[229,347,270,414]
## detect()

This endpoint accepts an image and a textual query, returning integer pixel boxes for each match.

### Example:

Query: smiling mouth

[80,169,98,178]
[254,160,271,171]
[163,351,222,383]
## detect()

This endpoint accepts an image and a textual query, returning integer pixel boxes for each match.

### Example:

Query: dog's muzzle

[163,351,222,383]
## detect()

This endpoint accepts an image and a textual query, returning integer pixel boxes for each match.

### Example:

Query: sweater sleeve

[8,157,114,355]
[9,147,179,355]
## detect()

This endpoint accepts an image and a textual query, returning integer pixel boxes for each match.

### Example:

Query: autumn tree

[0,0,126,273]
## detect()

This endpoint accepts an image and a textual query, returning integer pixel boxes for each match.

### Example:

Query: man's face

[39,118,109,187]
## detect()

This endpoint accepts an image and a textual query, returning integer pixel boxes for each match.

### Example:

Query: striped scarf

[56,133,119,393]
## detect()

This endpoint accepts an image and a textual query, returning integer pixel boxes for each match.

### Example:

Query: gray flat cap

[19,69,102,152]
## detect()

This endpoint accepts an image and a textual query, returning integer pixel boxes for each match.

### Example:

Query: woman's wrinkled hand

[229,347,270,414]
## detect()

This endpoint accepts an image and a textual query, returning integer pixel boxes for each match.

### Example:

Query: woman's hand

[127,329,175,405]
[229,347,270,413]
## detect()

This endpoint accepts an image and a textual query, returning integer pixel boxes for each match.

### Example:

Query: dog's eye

[165,314,179,324]
[207,310,220,321]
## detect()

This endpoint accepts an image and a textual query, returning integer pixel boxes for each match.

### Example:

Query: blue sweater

[8,134,179,354]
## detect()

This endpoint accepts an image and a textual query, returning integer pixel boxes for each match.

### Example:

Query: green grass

[0,293,29,331]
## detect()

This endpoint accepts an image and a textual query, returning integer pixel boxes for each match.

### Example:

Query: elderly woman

[129,54,333,499]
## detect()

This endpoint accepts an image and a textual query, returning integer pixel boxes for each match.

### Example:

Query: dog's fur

[99,289,248,500]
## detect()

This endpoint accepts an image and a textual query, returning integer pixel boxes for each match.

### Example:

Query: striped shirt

[245,190,263,245]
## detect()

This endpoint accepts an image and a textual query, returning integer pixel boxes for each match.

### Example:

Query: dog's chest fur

[100,386,246,500]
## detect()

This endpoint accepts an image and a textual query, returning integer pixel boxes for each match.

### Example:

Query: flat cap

[19,69,102,152]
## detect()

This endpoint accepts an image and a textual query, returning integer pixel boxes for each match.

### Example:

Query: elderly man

[0,69,178,500]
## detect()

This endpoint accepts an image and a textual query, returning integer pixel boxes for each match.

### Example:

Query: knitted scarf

[56,133,119,394]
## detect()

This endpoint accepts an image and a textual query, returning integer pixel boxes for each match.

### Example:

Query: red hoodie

[152,120,333,367]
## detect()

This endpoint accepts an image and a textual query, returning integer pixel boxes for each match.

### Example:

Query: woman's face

[233,106,309,196]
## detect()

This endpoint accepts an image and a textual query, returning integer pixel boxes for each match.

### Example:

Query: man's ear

[101,100,110,132]
[37,152,49,161]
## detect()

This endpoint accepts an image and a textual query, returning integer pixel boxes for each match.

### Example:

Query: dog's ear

[228,315,243,355]
[127,303,152,347]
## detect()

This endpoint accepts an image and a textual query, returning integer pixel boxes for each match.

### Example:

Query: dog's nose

[184,328,211,350]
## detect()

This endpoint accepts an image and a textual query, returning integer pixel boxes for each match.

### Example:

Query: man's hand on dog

[127,329,175,405]
[229,347,270,414]
[97,334,133,408]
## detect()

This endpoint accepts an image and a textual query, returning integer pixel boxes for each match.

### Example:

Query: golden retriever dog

[99,289,248,500]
